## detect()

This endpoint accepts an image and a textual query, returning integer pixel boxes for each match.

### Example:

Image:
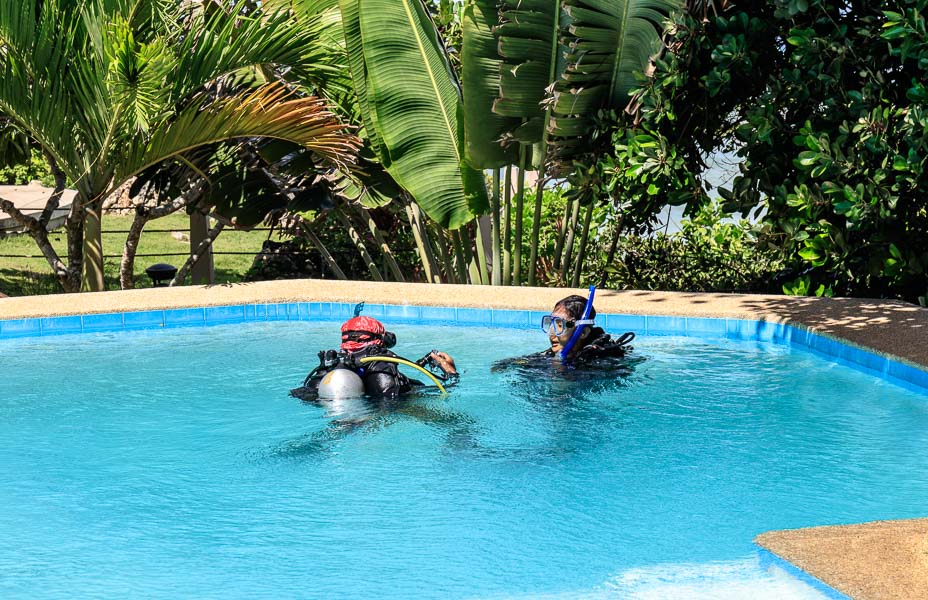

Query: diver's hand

[430,351,457,375]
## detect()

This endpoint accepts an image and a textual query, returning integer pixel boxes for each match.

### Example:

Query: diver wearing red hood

[292,314,457,400]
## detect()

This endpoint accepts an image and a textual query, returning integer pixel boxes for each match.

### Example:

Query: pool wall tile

[205,305,244,324]
[384,304,421,322]
[787,325,810,348]
[361,303,386,320]
[296,303,311,321]
[82,313,125,332]
[419,306,457,324]
[726,319,760,341]
[164,308,205,328]
[243,305,257,321]
[40,316,83,335]
[491,309,530,328]
[282,303,297,320]
[0,318,41,338]
[888,360,928,390]
[124,310,165,330]
[263,304,279,320]
[684,317,727,337]
[308,302,329,319]
[455,308,491,325]
[646,315,685,335]
[604,314,647,333]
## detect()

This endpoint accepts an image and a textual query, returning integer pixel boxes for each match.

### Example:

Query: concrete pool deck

[2,279,928,598]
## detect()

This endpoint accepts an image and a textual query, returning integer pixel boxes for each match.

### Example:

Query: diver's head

[340,316,397,352]
[543,295,596,354]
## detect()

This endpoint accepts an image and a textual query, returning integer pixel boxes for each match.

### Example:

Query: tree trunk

[0,156,81,292]
[189,210,215,285]
[490,169,502,286]
[560,198,582,283]
[171,220,225,286]
[405,202,441,284]
[599,210,625,289]
[358,206,405,282]
[80,196,106,292]
[0,196,71,288]
[334,208,383,281]
[553,199,572,271]
[302,224,348,280]
[502,165,512,286]
[475,215,492,285]
[571,202,595,288]
[527,172,546,286]
[119,181,204,289]
[450,230,469,284]
[513,149,528,285]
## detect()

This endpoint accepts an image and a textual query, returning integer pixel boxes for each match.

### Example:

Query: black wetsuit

[491,328,637,377]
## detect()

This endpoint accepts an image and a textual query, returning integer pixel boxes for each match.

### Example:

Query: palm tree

[0,0,358,292]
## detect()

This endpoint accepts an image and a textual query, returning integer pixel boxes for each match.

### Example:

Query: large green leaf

[339,0,386,162]
[461,0,518,169]
[354,0,488,229]
[552,0,680,156]
[494,0,570,158]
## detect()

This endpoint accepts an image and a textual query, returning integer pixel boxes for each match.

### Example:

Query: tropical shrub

[619,0,928,304]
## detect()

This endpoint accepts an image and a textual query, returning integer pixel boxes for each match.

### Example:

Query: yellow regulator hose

[358,356,448,394]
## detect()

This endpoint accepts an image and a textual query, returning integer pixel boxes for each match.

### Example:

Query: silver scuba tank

[316,367,365,399]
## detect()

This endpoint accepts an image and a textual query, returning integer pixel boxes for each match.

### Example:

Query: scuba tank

[316,367,365,399]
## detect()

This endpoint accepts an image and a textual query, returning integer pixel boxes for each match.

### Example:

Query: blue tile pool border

[755,546,851,600]
[2,302,927,393]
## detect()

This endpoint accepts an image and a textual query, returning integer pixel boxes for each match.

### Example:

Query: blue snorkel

[559,285,596,363]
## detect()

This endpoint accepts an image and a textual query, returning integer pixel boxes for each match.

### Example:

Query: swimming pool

[3,312,927,598]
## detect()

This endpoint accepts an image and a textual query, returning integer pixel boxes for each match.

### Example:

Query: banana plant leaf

[349,0,488,229]
[551,0,680,157]
[461,0,518,169]
[494,0,571,167]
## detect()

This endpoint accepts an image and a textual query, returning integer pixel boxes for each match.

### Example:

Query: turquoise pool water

[3,320,927,598]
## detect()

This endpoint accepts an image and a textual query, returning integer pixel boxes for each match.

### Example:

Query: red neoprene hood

[340,316,385,352]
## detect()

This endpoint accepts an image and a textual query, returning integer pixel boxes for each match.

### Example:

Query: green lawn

[0,213,285,296]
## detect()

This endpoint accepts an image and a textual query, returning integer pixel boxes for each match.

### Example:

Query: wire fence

[0,227,299,260]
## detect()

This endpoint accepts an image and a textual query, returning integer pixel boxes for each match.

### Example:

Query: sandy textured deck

[2,279,928,598]
[757,519,928,599]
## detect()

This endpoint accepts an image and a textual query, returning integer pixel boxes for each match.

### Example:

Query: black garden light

[145,263,177,287]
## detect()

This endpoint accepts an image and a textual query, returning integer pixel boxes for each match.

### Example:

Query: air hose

[358,356,448,394]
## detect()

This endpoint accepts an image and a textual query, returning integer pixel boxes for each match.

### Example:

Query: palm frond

[117,83,360,187]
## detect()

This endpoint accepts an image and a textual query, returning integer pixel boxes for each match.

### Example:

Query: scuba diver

[290,312,458,402]
[492,286,637,377]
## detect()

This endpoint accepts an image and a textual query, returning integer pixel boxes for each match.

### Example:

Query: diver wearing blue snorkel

[492,286,635,373]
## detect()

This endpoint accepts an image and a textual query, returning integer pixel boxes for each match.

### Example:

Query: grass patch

[0,213,286,296]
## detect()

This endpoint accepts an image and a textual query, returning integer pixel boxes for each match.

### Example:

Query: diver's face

[548,307,576,353]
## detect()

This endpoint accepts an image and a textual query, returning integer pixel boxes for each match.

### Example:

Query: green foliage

[627,0,928,303]
[340,0,488,229]
[599,202,784,293]
[0,149,54,186]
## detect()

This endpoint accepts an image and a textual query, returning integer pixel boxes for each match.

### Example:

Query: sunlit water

[3,321,928,598]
